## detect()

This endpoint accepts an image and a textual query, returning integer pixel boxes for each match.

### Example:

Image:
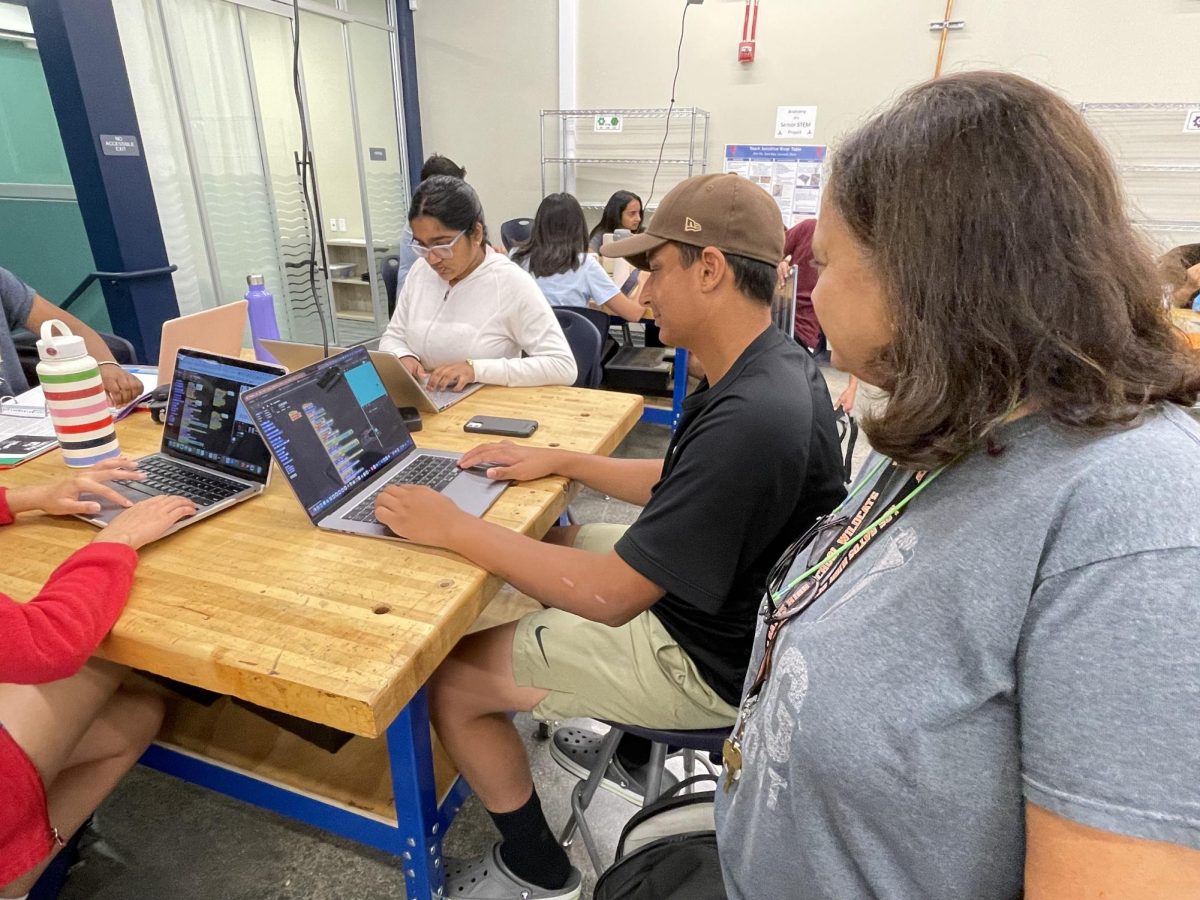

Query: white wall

[413,0,559,229]
[413,0,1200,223]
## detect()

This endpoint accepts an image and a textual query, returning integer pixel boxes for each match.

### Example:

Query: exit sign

[594,114,623,133]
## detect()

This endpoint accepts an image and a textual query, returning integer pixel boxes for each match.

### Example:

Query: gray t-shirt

[715,405,1200,900]
[0,267,35,395]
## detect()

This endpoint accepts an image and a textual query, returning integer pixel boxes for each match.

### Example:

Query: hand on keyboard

[344,456,459,524]
[93,494,198,548]
[425,361,476,392]
[374,484,464,547]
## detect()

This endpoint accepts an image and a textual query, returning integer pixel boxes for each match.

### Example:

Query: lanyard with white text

[722,460,944,791]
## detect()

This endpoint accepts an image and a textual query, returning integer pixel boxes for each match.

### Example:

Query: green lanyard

[769,460,944,608]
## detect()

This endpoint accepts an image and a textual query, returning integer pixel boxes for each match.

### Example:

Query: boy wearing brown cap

[375,173,846,899]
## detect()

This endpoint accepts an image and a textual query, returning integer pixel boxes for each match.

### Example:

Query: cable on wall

[291,0,333,357]
[645,1,695,210]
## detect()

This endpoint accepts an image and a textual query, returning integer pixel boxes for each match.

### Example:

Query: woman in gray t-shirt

[715,72,1200,900]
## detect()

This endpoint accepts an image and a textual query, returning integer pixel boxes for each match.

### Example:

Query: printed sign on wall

[775,106,817,139]
[724,144,826,227]
[99,134,140,157]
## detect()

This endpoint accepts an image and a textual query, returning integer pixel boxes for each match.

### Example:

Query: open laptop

[239,346,506,541]
[77,348,284,532]
[157,301,249,386]
[259,338,484,413]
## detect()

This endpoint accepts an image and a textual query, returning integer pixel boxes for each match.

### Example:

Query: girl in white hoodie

[380,176,577,391]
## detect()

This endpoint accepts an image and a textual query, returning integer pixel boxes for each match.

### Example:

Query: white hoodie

[379,249,577,388]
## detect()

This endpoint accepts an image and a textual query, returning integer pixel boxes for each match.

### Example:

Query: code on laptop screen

[162,353,278,481]
[243,349,415,519]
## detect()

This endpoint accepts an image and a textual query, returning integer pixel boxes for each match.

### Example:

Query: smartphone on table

[464,416,539,438]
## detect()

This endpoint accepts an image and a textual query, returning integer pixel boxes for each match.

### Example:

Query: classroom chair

[552,307,604,388]
[500,217,533,252]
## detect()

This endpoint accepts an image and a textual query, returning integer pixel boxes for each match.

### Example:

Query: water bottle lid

[36,319,87,362]
[247,274,266,287]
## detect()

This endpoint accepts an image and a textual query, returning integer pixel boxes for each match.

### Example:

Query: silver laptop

[239,346,506,542]
[77,349,284,532]
[259,338,484,413]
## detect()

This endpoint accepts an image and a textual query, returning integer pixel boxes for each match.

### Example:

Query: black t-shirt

[615,326,847,705]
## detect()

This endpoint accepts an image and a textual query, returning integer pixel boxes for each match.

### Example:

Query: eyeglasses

[411,230,466,259]
[764,512,851,613]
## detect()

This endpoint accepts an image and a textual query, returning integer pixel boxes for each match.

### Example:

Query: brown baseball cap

[600,173,785,270]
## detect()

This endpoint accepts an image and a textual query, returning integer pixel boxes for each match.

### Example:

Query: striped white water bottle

[35,319,121,467]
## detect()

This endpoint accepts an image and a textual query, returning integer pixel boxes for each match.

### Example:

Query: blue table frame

[140,687,466,900]
[639,347,688,430]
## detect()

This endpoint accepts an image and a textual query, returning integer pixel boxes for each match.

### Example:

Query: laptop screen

[240,346,415,520]
[162,349,282,483]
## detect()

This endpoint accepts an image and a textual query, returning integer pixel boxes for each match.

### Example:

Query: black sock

[488,789,572,890]
[615,734,653,770]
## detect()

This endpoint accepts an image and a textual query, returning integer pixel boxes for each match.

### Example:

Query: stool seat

[599,722,728,755]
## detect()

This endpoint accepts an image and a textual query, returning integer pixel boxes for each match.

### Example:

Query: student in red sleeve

[0,458,195,900]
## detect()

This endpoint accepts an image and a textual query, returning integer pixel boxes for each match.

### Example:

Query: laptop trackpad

[78,482,161,525]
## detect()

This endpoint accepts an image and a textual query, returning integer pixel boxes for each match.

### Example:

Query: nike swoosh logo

[534,625,550,665]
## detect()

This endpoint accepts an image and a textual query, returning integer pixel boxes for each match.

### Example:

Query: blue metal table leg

[638,346,689,430]
[671,347,688,429]
[141,686,473,900]
[388,686,445,899]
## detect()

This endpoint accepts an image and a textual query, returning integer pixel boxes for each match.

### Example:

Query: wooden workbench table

[2,383,641,895]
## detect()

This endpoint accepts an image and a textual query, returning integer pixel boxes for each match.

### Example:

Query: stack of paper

[0,365,160,467]
[0,397,57,467]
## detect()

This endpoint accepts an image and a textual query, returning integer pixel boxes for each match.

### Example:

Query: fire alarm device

[739,0,759,64]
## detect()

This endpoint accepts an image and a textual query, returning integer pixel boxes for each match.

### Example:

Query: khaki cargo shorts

[511,524,738,728]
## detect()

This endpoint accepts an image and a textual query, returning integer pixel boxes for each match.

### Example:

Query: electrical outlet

[329,218,338,233]
[337,218,347,232]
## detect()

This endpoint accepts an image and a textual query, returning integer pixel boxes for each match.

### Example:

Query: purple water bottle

[245,274,281,363]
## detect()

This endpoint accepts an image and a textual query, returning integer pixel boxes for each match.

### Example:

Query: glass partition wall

[115,0,410,346]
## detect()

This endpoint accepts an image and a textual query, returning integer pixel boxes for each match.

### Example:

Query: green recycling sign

[594,114,624,133]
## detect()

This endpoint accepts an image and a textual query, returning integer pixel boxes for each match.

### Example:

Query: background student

[715,71,1200,900]
[586,189,644,253]
[379,176,577,391]
[390,154,468,302]
[512,193,643,322]
[0,460,195,899]
[587,190,645,302]
[0,267,142,407]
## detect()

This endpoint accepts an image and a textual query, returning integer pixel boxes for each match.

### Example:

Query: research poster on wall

[723,144,826,227]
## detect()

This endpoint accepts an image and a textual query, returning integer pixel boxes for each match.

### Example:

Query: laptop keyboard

[135,457,248,507]
[420,376,481,411]
[343,455,461,523]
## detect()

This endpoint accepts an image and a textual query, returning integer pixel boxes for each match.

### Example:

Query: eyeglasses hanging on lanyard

[722,458,946,792]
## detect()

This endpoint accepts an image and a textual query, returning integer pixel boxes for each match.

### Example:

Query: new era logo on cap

[684,217,702,233]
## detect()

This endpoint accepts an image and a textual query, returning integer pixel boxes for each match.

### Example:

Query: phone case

[464,416,538,437]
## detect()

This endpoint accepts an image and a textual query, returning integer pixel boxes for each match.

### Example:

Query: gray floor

[59,367,869,900]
